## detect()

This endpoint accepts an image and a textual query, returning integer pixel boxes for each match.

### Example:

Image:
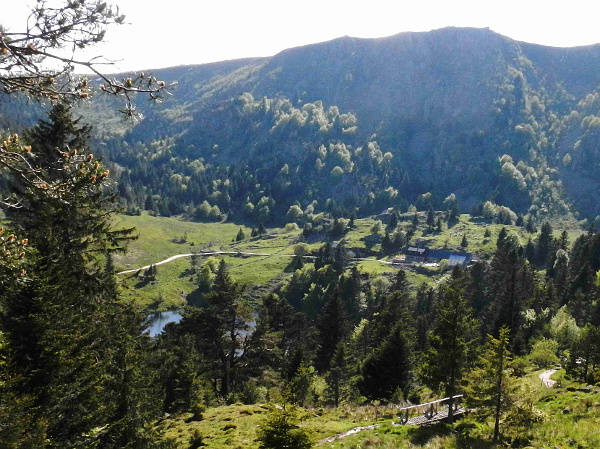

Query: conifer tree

[420,273,478,422]
[536,221,554,266]
[191,260,255,399]
[236,227,246,241]
[464,326,516,443]
[426,207,435,229]
[316,287,349,372]
[0,104,159,447]
[257,401,312,449]
[484,238,533,350]
[327,342,350,407]
[388,211,398,230]
[359,322,413,400]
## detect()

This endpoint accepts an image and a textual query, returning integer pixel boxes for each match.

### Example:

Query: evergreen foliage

[465,326,516,443]
[420,272,477,422]
[257,403,312,449]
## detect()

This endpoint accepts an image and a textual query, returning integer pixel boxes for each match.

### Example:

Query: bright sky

[4,0,600,72]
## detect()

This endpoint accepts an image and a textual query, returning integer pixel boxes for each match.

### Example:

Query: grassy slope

[153,368,600,449]
[154,403,391,449]
[112,212,581,310]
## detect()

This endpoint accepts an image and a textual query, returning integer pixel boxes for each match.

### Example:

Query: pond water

[144,310,184,337]
[144,310,256,339]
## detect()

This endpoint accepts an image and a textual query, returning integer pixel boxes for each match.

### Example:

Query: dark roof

[428,249,451,260]
[406,247,427,256]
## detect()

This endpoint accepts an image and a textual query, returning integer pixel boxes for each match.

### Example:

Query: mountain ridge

[4,26,600,222]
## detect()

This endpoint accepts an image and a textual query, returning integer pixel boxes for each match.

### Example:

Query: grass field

[111,212,582,310]
[154,402,392,449]
[150,367,600,449]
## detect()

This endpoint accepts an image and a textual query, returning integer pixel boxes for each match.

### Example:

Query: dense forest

[3,5,600,448]
[5,29,600,224]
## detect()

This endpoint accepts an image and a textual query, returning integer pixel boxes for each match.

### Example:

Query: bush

[190,403,205,421]
[188,430,204,449]
[510,356,529,377]
[257,405,312,449]
[528,338,560,368]
[285,223,300,233]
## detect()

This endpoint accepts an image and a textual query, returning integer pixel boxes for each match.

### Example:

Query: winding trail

[117,250,393,275]
[539,369,558,387]
[318,424,380,445]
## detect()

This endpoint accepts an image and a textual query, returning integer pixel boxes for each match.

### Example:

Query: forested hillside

[31,27,600,224]
[5,13,600,448]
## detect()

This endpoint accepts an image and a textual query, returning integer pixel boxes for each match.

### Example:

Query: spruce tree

[180,260,257,399]
[420,274,478,422]
[236,227,246,241]
[426,207,435,228]
[536,222,554,267]
[0,104,159,447]
[388,211,398,230]
[315,287,349,372]
[359,322,413,400]
[464,326,516,443]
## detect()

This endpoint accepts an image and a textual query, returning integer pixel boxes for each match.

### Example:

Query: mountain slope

[4,27,600,222]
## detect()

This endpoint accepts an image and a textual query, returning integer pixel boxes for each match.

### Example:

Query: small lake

[144,310,184,337]
[144,310,256,339]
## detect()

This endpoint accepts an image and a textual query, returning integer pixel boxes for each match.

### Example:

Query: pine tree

[180,260,257,399]
[536,221,554,266]
[388,211,398,230]
[315,287,349,372]
[236,227,246,241]
[23,102,92,176]
[257,402,312,449]
[460,234,468,248]
[327,343,350,407]
[420,275,478,422]
[497,227,508,247]
[464,326,516,443]
[359,322,413,400]
[0,104,159,447]
[484,239,533,351]
[426,207,435,228]
[525,238,535,263]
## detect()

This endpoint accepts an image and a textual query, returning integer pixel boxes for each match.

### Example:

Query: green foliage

[359,322,413,401]
[236,227,246,241]
[257,403,312,449]
[0,104,161,447]
[528,338,560,368]
[464,327,517,442]
[550,306,580,350]
[420,273,478,414]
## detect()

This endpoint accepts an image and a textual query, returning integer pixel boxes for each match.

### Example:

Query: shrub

[528,338,559,368]
[257,405,311,449]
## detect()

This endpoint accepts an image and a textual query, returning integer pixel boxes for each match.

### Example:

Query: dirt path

[117,251,274,275]
[117,251,392,275]
[539,369,558,387]
[318,424,379,445]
